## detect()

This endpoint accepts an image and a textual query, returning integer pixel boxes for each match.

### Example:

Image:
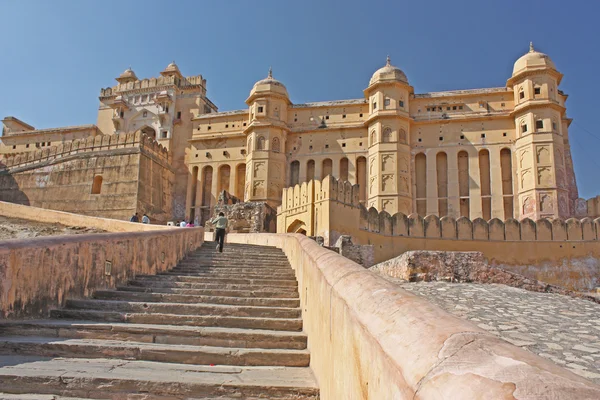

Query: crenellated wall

[0,132,174,223]
[278,176,600,290]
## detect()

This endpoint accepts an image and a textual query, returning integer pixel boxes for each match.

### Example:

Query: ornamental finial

[529,42,535,52]
[268,66,273,78]
[386,55,391,66]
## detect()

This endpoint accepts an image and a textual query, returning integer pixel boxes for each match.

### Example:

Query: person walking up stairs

[0,242,320,399]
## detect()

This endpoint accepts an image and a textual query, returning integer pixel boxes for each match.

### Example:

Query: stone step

[0,395,99,400]
[164,266,294,275]
[151,269,296,279]
[0,320,308,350]
[0,356,319,399]
[178,260,291,268]
[93,290,300,308]
[127,279,300,293]
[50,309,303,331]
[139,275,298,287]
[116,285,300,298]
[189,252,288,259]
[0,337,311,367]
[63,299,301,319]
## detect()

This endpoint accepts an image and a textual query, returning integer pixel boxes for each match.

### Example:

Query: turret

[363,56,413,214]
[243,68,290,207]
[507,42,572,219]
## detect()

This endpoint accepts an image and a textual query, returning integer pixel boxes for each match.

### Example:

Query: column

[468,150,483,218]
[210,167,219,209]
[426,150,439,215]
[314,158,323,183]
[298,160,307,184]
[348,155,357,184]
[332,156,340,180]
[446,150,460,218]
[229,164,237,197]
[489,147,505,219]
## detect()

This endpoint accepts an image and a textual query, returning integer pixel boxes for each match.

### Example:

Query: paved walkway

[394,281,600,383]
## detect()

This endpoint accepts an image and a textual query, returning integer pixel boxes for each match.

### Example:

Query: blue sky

[1,0,599,198]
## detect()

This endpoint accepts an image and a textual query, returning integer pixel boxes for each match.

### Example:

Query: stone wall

[0,224,204,319]
[369,250,599,303]
[0,132,174,223]
[333,235,374,268]
[225,233,600,399]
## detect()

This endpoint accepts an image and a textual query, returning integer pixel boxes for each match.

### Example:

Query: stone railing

[360,207,600,241]
[226,233,600,398]
[1,132,170,171]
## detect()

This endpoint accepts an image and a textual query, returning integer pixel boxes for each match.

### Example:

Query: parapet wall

[360,207,600,242]
[226,233,600,399]
[1,131,170,171]
[100,75,206,98]
[0,225,204,319]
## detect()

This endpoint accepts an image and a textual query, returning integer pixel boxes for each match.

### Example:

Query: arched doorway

[140,126,156,140]
[287,219,308,235]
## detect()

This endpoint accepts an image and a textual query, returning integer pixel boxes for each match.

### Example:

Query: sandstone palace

[0,44,592,228]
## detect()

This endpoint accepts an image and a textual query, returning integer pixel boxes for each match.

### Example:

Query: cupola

[116,67,138,84]
[369,56,409,86]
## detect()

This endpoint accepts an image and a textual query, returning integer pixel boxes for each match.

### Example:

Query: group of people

[129,213,150,224]
[128,211,229,253]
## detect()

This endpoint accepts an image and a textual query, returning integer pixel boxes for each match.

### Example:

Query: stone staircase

[0,242,319,399]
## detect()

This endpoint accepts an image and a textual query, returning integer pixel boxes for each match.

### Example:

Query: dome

[116,67,137,82]
[369,56,408,86]
[160,61,182,77]
[249,67,289,98]
[512,42,556,75]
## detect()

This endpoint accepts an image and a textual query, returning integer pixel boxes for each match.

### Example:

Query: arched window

[290,161,300,186]
[370,131,376,145]
[272,137,281,153]
[91,175,103,194]
[519,87,525,100]
[247,137,252,151]
[520,120,528,134]
[382,128,392,143]
[257,136,266,150]
[399,129,407,144]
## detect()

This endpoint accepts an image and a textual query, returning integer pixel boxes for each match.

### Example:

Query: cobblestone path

[395,281,600,383]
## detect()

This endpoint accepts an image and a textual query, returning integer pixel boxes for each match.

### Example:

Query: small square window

[384,98,390,106]
[243,122,247,126]
[12,145,16,149]
[481,133,486,138]
[195,154,198,158]
[459,106,463,110]
[342,143,346,147]
[503,132,507,137]
[519,91,525,99]
[373,102,377,110]
[439,136,443,141]
[207,126,212,130]
[534,87,541,95]
[452,106,457,110]
[225,124,229,128]
[427,108,431,112]
[399,101,404,107]
[325,115,329,120]
[438,107,442,111]
[47,142,51,146]
[293,147,296,150]
[359,113,363,117]
[536,120,544,130]
[501,103,505,107]
[460,135,465,140]
[309,145,313,150]
[294,118,297,122]
[418,138,422,142]
[447,107,451,111]
[325,144,329,148]
[26,144,30,148]
[342,114,346,118]
[359,142,363,146]
[258,106,264,113]
[522,124,528,133]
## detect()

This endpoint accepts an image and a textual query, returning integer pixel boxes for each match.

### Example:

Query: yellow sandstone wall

[279,177,600,290]
[0,132,174,223]
[226,233,600,399]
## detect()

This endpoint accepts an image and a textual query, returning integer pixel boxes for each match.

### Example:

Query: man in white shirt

[210,212,228,253]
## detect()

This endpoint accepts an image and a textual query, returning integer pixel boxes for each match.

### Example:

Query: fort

[1,43,600,398]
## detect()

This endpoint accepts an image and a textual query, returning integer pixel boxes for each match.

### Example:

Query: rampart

[100,74,206,98]
[226,232,600,399]
[0,132,174,223]
[278,177,600,291]
[0,206,204,319]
